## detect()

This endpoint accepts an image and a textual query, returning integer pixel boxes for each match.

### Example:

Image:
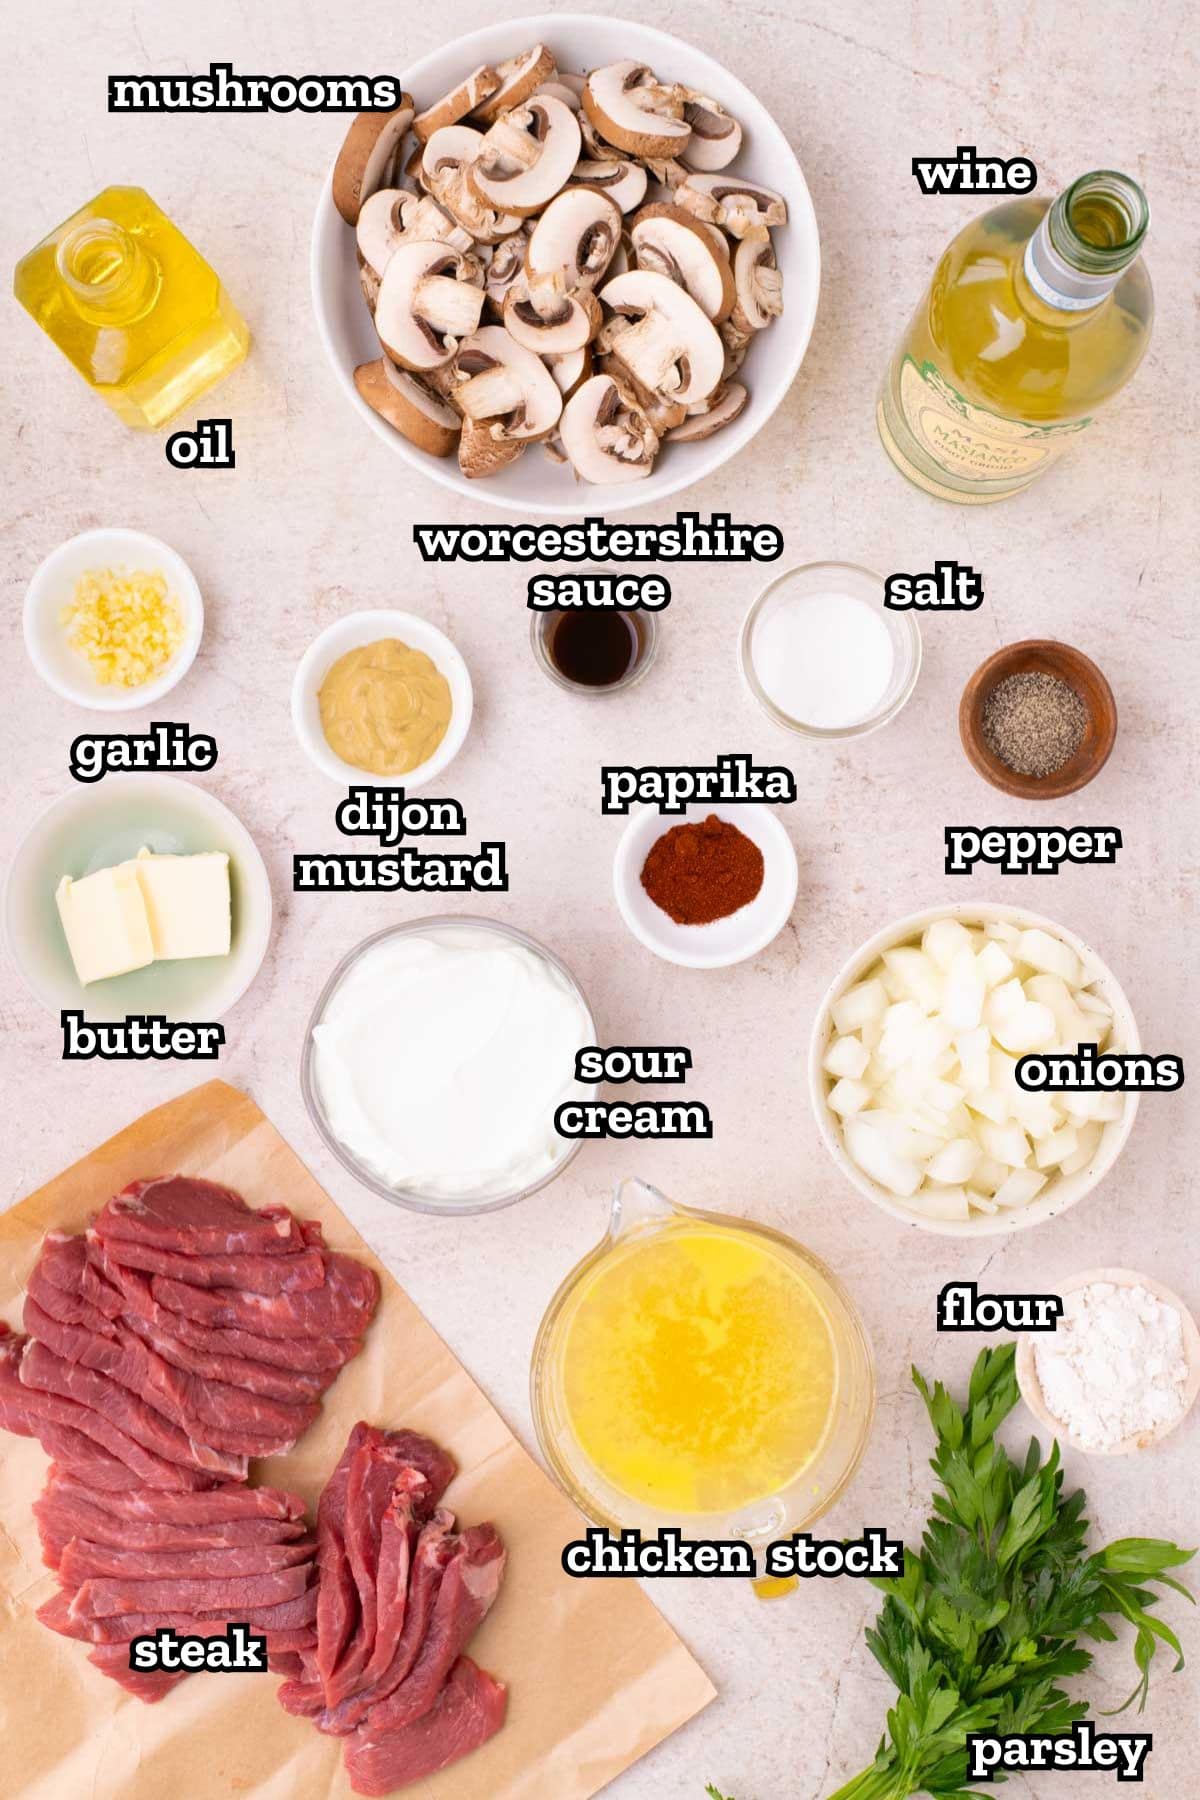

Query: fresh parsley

[825,1345,1193,1799]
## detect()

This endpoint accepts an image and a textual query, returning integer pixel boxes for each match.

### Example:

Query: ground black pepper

[981,672,1088,778]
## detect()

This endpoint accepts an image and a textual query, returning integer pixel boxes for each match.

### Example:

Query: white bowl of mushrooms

[311,15,820,513]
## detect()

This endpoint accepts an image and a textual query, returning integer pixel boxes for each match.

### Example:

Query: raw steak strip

[87,1644,190,1702]
[80,1585,320,1642]
[44,1471,305,1523]
[95,1177,305,1257]
[39,1589,318,1650]
[95,1233,327,1295]
[363,1525,506,1733]
[152,1251,378,1340]
[315,1427,364,1702]
[36,1496,306,1557]
[20,1340,247,1480]
[327,1449,435,1708]
[59,1536,316,1581]
[118,1311,330,1401]
[0,1332,206,1490]
[344,1658,507,1796]
[73,1564,311,1618]
[365,1471,429,1684]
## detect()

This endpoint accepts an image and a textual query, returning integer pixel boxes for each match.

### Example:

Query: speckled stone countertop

[3,1,1197,1795]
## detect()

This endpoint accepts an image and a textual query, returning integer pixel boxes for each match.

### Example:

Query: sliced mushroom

[534,79,582,113]
[525,188,623,292]
[421,125,524,242]
[583,62,692,160]
[544,344,592,400]
[483,228,531,316]
[472,44,556,125]
[731,231,783,332]
[680,93,743,171]
[667,381,748,440]
[458,414,525,478]
[675,172,788,237]
[354,358,461,456]
[467,97,581,217]
[720,317,753,380]
[375,241,486,372]
[639,157,691,190]
[596,352,687,433]
[332,98,416,225]
[413,66,500,143]
[569,156,648,214]
[356,190,472,277]
[629,203,735,321]
[452,324,563,442]
[557,72,587,100]
[503,277,600,353]
[595,269,724,407]
[559,374,659,484]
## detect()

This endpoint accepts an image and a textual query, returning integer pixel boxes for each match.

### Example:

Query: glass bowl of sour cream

[301,916,598,1215]
[739,562,922,740]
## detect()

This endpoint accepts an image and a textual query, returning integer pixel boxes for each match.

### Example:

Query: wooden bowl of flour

[1017,1267,1200,1456]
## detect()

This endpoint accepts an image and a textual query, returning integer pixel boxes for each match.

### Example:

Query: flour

[1034,1281,1190,1451]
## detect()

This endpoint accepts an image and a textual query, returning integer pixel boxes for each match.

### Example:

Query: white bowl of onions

[808,903,1140,1238]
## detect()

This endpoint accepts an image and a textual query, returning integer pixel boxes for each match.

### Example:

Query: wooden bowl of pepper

[959,640,1117,800]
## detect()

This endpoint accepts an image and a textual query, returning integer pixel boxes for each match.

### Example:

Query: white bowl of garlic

[808,904,1140,1237]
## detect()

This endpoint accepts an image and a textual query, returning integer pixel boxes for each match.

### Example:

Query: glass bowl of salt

[739,561,921,740]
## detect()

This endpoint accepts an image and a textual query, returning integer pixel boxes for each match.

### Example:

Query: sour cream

[311,926,593,1205]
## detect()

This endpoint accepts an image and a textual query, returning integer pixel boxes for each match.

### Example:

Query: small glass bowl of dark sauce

[531,606,658,696]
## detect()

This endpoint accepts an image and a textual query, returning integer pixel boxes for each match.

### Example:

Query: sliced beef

[86,1645,190,1702]
[23,1295,313,1458]
[95,1177,305,1257]
[118,1310,330,1402]
[36,1494,306,1556]
[59,1536,316,1582]
[365,1470,428,1686]
[326,1448,429,1708]
[82,1584,319,1642]
[0,1333,206,1490]
[41,1588,318,1652]
[315,1427,363,1702]
[73,1563,311,1619]
[152,1251,378,1341]
[19,1339,247,1480]
[344,1658,507,1796]
[44,1472,305,1524]
[362,1525,506,1734]
[96,1234,326,1295]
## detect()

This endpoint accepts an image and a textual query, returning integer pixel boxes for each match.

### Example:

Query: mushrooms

[413,66,500,142]
[595,269,724,408]
[374,241,485,372]
[525,188,623,292]
[629,202,735,321]
[451,324,563,475]
[467,96,581,216]
[338,38,789,484]
[680,93,743,171]
[332,98,416,224]
[354,358,461,456]
[582,62,692,160]
[559,374,659,484]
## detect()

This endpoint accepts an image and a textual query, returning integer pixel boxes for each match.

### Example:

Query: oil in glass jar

[878,170,1153,502]
[14,186,250,430]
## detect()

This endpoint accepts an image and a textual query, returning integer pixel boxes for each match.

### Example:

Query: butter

[55,864,155,986]
[55,848,232,987]
[133,848,231,961]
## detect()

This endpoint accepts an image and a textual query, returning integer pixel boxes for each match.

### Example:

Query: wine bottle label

[898,357,1091,484]
[1023,214,1123,311]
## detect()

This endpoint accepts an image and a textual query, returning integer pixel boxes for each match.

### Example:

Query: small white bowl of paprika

[613,802,798,969]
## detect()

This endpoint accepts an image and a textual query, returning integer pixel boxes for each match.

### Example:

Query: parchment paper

[0,1080,715,1800]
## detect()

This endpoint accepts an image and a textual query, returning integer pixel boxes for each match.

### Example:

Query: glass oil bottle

[878,170,1153,502]
[14,185,250,430]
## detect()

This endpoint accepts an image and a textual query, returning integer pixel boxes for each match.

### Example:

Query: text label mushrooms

[374,241,485,372]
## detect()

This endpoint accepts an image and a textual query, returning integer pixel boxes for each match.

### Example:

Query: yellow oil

[558,1220,837,1517]
[14,186,249,429]
[879,177,1152,501]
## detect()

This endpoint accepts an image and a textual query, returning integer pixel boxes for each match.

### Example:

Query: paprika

[640,814,765,926]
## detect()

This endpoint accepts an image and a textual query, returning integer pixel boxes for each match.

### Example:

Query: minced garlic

[62,566,184,688]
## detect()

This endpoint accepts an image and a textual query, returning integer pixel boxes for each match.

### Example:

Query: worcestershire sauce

[544,611,644,688]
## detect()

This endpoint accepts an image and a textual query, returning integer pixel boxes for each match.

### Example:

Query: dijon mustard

[318,638,452,776]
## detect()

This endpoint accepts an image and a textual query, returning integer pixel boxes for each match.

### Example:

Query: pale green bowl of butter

[6,774,272,1024]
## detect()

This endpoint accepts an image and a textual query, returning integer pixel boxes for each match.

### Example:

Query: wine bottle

[878,170,1152,503]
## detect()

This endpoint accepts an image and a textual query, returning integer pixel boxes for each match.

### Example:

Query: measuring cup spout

[608,1176,674,1242]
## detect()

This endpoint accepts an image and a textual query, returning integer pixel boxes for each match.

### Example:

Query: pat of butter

[55,864,155,986]
[133,848,231,962]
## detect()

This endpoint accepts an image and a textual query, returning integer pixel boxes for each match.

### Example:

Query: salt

[1034,1281,1191,1451]
[751,589,895,729]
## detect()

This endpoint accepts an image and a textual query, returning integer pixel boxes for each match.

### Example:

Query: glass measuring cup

[531,1177,875,1576]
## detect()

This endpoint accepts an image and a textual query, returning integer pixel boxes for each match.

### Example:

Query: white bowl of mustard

[292,610,473,790]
